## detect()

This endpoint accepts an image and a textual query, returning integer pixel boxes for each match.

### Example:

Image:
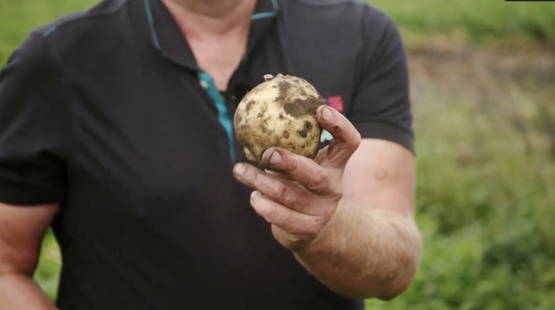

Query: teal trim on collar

[144,0,161,49]
[251,11,277,20]
[43,26,57,37]
[251,0,279,21]
[197,72,237,162]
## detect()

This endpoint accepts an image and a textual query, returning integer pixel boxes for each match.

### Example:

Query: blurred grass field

[372,0,555,46]
[1,0,555,309]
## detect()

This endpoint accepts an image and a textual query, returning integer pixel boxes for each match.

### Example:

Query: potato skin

[234,74,324,165]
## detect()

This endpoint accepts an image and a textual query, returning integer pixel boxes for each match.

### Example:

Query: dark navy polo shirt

[0,0,412,309]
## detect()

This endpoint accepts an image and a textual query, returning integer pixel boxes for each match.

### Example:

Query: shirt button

[200,80,209,90]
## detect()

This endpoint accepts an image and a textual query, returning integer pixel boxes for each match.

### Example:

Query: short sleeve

[0,32,69,205]
[348,9,414,152]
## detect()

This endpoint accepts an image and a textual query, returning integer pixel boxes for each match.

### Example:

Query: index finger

[262,147,338,197]
[316,105,361,168]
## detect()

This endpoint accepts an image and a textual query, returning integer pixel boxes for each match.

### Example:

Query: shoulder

[2,0,132,85]
[280,0,398,49]
[31,0,130,48]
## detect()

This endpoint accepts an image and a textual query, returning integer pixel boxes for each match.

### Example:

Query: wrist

[293,198,349,260]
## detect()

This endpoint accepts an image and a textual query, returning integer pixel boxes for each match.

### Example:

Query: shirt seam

[41,0,131,37]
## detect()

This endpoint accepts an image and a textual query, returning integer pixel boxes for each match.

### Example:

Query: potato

[234,74,324,166]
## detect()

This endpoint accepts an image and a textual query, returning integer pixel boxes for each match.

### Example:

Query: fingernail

[321,106,332,121]
[269,150,282,165]
[233,164,246,176]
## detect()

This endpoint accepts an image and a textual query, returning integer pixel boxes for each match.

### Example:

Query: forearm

[0,272,57,310]
[294,200,421,300]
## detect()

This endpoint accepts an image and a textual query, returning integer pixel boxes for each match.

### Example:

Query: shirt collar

[142,0,280,71]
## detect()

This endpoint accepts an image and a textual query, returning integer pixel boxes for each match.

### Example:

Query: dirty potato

[234,74,324,166]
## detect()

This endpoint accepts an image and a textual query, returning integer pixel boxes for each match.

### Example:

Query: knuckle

[354,131,362,147]
[285,155,298,172]
[310,216,325,233]
[293,220,322,240]
[307,171,330,192]
[276,183,288,197]
[264,204,279,223]
[244,166,258,185]
[322,204,337,220]
[296,228,317,241]
[284,195,297,207]
[276,184,295,205]
[327,184,342,199]
[251,169,262,185]
[348,134,361,151]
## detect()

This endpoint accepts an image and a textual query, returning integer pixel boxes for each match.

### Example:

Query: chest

[61,22,357,214]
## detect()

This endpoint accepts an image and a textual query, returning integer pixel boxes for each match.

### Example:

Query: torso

[27,0,377,308]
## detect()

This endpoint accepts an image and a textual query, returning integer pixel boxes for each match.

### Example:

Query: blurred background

[1,0,554,309]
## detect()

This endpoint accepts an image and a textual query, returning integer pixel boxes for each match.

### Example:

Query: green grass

[1,0,555,308]
[370,0,555,45]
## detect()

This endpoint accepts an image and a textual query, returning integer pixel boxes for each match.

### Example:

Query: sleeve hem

[0,180,64,206]
[353,121,414,154]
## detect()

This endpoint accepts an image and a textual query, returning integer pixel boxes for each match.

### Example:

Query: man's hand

[232,105,361,250]
[233,105,421,300]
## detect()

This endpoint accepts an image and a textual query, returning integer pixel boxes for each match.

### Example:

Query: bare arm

[294,139,420,299]
[233,105,421,300]
[0,202,59,309]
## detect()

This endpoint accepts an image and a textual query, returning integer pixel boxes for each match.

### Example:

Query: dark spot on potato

[279,113,285,120]
[297,129,308,138]
[284,102,304,117]
[282,131,290,138]
[284,96,324,118]
[296,120,314,138]
[257,112,264,118]
[305,96,325,114]
[277,81,292,101]
[246,101,255,113]
[235,115,242,125]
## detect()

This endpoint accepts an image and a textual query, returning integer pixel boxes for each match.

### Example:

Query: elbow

[375,273,416,300]
[329,271,417,301]
[376,250,421,299]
